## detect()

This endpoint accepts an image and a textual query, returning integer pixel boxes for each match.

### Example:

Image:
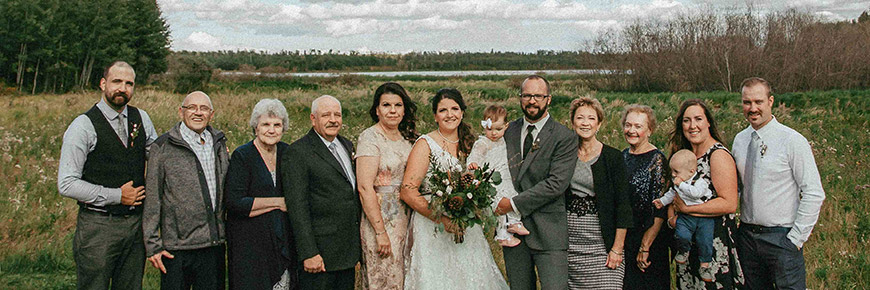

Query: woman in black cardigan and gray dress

[566,97,633,289]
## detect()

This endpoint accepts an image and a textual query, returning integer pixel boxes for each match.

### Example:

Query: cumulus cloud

[161,0,870,52]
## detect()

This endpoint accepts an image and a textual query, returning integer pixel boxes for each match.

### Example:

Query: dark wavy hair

[430,88,475,156]
[668,99,724,157]
[369,82,419,143]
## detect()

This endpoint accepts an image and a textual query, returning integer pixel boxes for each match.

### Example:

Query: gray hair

[311,95,341,115]
[249,98,290,135]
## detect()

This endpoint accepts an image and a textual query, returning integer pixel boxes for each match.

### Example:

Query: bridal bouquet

[425,156,501,243]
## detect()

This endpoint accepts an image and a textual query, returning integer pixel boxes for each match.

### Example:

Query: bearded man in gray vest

[58,61,159,290]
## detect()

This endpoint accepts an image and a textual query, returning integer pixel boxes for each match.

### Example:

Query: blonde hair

[669,149,697,172]
[569,97,605,122]
[620,104,657,133]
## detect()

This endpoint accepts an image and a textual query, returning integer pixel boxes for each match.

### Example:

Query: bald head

[311,95,341,115]
[103,61,136,79]
[179,91,215,133]
[310,95,343,141]
[182,91,214,108]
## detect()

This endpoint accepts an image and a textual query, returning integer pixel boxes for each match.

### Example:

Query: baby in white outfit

[468,105,528,247]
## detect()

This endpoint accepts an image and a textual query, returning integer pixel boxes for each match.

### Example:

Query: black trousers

[298,267,354,290]
[623,226,672,290]
[502,235,569,290]
[737,224,806,290]
[161,245,226,290]
[73,210,144,290]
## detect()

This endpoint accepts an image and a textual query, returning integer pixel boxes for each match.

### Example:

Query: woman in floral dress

[668,99,744,289]
[356,82,419,289]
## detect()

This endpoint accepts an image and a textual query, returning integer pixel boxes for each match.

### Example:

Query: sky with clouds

[158,0,870,53]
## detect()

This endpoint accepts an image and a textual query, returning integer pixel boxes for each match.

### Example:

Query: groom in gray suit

[496,75,578,290]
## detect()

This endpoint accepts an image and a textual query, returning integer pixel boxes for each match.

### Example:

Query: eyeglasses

[181,105,212,113]
[519,94,550,102]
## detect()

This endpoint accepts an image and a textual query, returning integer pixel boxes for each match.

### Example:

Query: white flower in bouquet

[443,179,450,185]
[436,190,444,197]
[466,192,473,199]
[446,185,453,194]
[472,179,480,186]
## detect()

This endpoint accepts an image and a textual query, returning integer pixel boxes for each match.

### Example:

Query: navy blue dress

[225,141,297,290]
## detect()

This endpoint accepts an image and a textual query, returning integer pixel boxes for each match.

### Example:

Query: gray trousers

[737,224,806,290]
[502,235,569,290]
[73,210,144,290]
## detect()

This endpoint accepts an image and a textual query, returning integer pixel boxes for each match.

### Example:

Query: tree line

[0,0,170,94]
[598,8,870,92]
[1,1,868,95]
[180,50,608,73]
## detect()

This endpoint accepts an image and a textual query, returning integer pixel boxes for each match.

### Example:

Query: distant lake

[220,69,619,78]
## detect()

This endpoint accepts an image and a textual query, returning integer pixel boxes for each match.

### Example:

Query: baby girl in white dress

[467,105,529,247]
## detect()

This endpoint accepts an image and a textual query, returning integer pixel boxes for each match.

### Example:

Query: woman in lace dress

[399,88,508,290]
[667,99,744,289]
[566,97,633,289]
[356,83,419,289]
[620,104,672,290]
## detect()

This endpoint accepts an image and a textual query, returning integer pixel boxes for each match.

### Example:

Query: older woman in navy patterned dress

[620,105,672,290]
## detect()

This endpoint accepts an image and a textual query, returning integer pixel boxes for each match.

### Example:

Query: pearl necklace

[437,128,459,144]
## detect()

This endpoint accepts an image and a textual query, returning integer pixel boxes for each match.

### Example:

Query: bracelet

[375,231,386,236]
[639,247,649,253]
[610,249,623,255]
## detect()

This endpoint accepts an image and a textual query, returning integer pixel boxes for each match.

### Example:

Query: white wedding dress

[404,135,509,290]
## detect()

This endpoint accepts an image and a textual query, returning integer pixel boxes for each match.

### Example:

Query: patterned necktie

[523,125,536,159]
[744,131,759,196]
[328,142,350,179]
[115,115,128,147]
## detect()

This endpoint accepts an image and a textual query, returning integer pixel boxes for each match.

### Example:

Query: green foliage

[0,0,171,94]
[167,54,214,94]
[0,79,868,289]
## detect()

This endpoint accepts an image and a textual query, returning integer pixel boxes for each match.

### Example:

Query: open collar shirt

[732,116,826,248]
[179,124,217,208]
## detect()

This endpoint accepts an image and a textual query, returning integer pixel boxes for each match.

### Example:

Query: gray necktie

[328,142,350,180]
[744,131,759,196]
[115,115,128,147]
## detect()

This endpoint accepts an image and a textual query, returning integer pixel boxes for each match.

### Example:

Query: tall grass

[1,78,867,289]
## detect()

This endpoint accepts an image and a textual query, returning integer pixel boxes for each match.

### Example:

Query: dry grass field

[1,77,867,289]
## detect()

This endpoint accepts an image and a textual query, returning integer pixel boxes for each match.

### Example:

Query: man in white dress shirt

[732,77,825,290]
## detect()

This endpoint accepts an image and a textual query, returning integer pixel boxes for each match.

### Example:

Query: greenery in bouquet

[425,155,502,243]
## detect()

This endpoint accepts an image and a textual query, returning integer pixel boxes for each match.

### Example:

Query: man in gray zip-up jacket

[143,91,229,290]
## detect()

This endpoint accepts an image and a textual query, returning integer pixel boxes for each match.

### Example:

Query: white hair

[310,95,341,115]
[249,98,289,134]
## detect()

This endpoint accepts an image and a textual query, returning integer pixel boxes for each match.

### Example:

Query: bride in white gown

[399,89,508,290]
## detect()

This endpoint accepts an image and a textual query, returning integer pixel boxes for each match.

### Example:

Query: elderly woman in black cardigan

[225,99,297,290]
[566,97,633,290]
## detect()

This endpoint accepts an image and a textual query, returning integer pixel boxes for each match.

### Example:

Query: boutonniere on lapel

[129,123,141,147]
[531,138,541,152]
[760,142,768,157]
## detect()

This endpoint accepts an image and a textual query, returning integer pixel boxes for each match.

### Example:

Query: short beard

[522,103,548,121]
[105,92,130,109]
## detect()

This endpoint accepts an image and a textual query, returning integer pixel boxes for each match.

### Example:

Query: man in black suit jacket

[283,95,361,290]
[496,75,578,290]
